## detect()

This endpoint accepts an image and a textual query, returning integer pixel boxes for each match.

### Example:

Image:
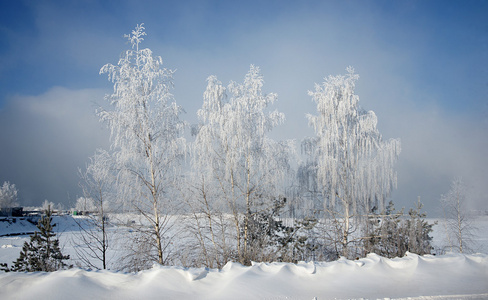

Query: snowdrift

[0,217,38,236]
[1,252,487,300]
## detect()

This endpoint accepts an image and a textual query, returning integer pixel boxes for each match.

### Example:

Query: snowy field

[1,215,487,300]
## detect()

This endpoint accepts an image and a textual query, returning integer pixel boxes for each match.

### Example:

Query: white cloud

[149,7,488,215]
[388,102,488,213]
[0,87,109,206]
[1,1,486,215]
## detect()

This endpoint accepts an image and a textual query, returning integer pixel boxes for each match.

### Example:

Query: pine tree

[9,206,71,272]
[363,201,404,258]
[404,199,434,255]
[362,199,434,258]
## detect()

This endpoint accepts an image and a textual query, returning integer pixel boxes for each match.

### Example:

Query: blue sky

[0,0,487,214]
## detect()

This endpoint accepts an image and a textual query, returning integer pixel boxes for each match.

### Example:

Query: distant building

[0,207,23,217]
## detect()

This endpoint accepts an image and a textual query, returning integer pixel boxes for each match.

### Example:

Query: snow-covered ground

[1,215,487,300]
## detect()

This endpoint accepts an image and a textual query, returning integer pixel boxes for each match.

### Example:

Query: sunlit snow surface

[0,253,487,299]
[1,215,487,299]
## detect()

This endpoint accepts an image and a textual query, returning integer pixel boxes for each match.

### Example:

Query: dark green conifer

[9,206,71,272]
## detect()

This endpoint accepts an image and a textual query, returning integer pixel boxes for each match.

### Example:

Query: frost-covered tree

[0,181,19,209]
[41,199,55,211]
[303,67,401,258]
[440,178,477,253]
[74,149,116,269]
[184,75,230,268]
[99,24,185,267]
[75,197,96,213]
[191,66,293,265]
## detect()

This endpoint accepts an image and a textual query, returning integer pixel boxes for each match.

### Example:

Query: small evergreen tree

[404,199,435,255]
[282,216,318,262]
[241,196,315,264]
[363,201,404,258]
[8,206,71,272]
[242,196,289,264]
[363,199,434,258]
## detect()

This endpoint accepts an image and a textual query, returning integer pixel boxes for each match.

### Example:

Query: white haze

[0,87,109,207]
[0,1,486,215]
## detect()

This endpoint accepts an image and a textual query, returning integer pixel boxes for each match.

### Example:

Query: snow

[0,217,38,236]
[0,253,487,299]
[1,215,488,300]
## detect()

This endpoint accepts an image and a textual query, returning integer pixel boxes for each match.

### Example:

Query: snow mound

[0,253,487,299]
[0,217,38,236]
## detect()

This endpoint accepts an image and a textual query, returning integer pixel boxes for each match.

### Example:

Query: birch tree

[192,66,293,265]
[304,67,401,258]
[440,178,477,253]
[74,149,115,270]
[75,197,96,213]
[0,181,19,209]
[99,24,185,268]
